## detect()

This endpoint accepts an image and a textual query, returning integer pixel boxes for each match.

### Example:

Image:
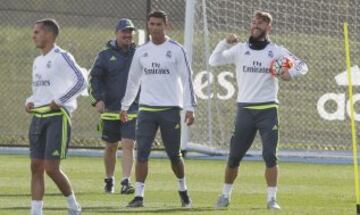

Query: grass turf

[0,154,355,214]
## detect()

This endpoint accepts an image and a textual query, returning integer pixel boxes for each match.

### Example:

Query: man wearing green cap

[89,18,138,194]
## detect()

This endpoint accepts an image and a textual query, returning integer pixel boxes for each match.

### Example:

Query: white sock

[222,183,233,198]
[267,186,278,202]
[66,193,79,209]
[135,182,145,197]
[31,200,43,215]
[106,176,115,181]
[177,177,187,191]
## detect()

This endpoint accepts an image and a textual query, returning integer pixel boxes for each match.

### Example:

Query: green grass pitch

[0,154,355,214]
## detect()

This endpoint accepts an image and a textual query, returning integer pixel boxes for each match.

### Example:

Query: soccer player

[209,11,308,209]
[120,10,197,208]
[89,18,138,194]
[25,18,86,215]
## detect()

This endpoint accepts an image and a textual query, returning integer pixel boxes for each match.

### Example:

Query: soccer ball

[269,56,293,77]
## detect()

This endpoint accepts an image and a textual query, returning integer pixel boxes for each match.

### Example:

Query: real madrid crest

[166,50,172,58]
[46,60,52,68]
[268,50,274,58]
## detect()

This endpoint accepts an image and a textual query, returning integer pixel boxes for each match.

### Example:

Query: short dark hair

[35,18,60,37]
[254,11,273,24]
[148,10,168,23]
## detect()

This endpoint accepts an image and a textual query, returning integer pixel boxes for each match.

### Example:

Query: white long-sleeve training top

[209,40,308,104]
[25,45,87,114]
[121,38,197,112]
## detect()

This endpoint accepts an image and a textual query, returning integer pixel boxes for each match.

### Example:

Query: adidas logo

[317,65,360,121]
[174,123,180,129]
[110,56,116,61]
[52,150,59,156]
[272,125,278,130]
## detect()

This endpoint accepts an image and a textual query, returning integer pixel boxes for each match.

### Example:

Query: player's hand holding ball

[279,67,291,81]
[270,56,293,81]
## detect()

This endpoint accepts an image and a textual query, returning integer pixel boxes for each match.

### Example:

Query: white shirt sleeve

[178,48,197,112]
[25,60,36,106]
[280,47,308,78]
[209,40,238,66]
[54,52,87,105]
[121,50,143,111]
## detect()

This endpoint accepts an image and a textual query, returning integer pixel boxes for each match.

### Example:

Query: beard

[122,37,133,44]
[251,28,267,41]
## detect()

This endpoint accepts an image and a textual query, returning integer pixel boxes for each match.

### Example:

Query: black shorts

[136,107,181,161]
[29,112,71,160]
[101,119,136,143]
[228,103,279,167]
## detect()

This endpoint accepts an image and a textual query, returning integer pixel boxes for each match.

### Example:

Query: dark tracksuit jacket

[89,40,138,113]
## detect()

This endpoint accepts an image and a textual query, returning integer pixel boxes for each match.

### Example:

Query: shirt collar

[248,37,270,50]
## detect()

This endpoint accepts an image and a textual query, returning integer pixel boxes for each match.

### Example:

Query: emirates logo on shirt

[144,62,170,75]
[242,61,270,74]
[33,73,50,87]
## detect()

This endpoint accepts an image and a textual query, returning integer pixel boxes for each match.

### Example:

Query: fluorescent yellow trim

[101,112,120,120]
[60,108,71,126]
[100,112,137,121]
[34,112,63,118]
[127,113,137,120]
[244,104,278,110]
[31,106,52,114]
[139,107,171,112]
[60,110,67,159]
[60,108,71,159]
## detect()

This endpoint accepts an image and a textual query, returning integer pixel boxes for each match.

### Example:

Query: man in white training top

[25,18,86,215]
[209,11,308,210]
[120,10,197,208]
